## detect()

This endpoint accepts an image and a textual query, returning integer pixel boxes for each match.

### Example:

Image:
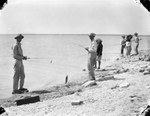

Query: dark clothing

[121,46,125,54]
[97,43,103,56]
[121,40,126,54]
[121,40,126,46]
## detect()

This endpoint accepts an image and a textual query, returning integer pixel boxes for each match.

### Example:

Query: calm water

[0,34,149,99]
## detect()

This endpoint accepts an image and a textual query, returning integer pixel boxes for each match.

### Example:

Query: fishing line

[27,58,81,69]
[26,42,120,69]
[66,43,86,50]
[72,43,85,49]
[27,57,53,60]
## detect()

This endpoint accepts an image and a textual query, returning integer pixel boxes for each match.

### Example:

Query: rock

[119,82,130,88]
[130,99,134,102]
[101,68,106,71]
[111,85,119,89]
[119,69,128,73]
[113,70,120,74]
[143,71,150,75]
[146,85,150,89]
[74,92,81,96]
[82,80,97,87]
[71,100,83,105]
[129,95,137,98]
[145,68,150,72]
[124,69,129,72]
[147,66,150,69]
[116,58,119,60]
[140,65,148,69]
[139,68,145,72]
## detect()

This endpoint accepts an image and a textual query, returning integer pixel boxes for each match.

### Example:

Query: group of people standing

[86,32,141,81]
[121,32,141,57]
[11,32,140,94]
[85,33,103,80]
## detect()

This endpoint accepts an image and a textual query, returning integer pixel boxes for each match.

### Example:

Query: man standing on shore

[85,33,97,80]
[12,34,28,94]
[133,32,140,55]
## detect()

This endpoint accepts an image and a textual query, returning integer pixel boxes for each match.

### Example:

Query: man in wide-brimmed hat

[12,34,28,94]
[85,33,97,80]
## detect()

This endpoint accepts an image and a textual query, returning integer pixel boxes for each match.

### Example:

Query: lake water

[0,34,149,99]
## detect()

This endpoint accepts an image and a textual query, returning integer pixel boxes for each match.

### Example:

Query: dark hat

[14,34,24,39]
[126,34,133,41]
[88,33,96,37]
[134,32,138,36]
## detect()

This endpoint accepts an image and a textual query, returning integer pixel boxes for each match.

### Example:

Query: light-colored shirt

[133,36,139,44]
[126,41,131,47]
[88,40,97,53]
[12,42,24,60]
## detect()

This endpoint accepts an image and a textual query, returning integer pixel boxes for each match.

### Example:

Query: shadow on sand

[97,76,125,82]
[30,90,53,94]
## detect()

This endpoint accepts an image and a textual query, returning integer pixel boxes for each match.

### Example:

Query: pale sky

[0,0,150,34]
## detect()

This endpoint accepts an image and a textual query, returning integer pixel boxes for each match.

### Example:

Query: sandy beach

[0,50,150,116]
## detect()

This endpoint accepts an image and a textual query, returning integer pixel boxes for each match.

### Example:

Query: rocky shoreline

[1,50,150,116]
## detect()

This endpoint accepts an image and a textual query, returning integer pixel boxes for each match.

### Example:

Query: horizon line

[0,33,149,36]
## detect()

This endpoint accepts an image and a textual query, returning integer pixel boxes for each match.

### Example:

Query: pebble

[139,69,145,72]
[119,82,130,88]
[71,100,83,105]
[143,71,150,75]
[146,85,150,89]
[111,85,118,89]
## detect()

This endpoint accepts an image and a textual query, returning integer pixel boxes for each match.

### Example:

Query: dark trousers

[121,45,125,54]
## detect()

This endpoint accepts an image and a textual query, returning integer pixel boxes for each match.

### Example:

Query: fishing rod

[73,43,85,49]
[68,43,86,50]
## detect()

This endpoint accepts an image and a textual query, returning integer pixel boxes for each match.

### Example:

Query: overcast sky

[0,0,149,34]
